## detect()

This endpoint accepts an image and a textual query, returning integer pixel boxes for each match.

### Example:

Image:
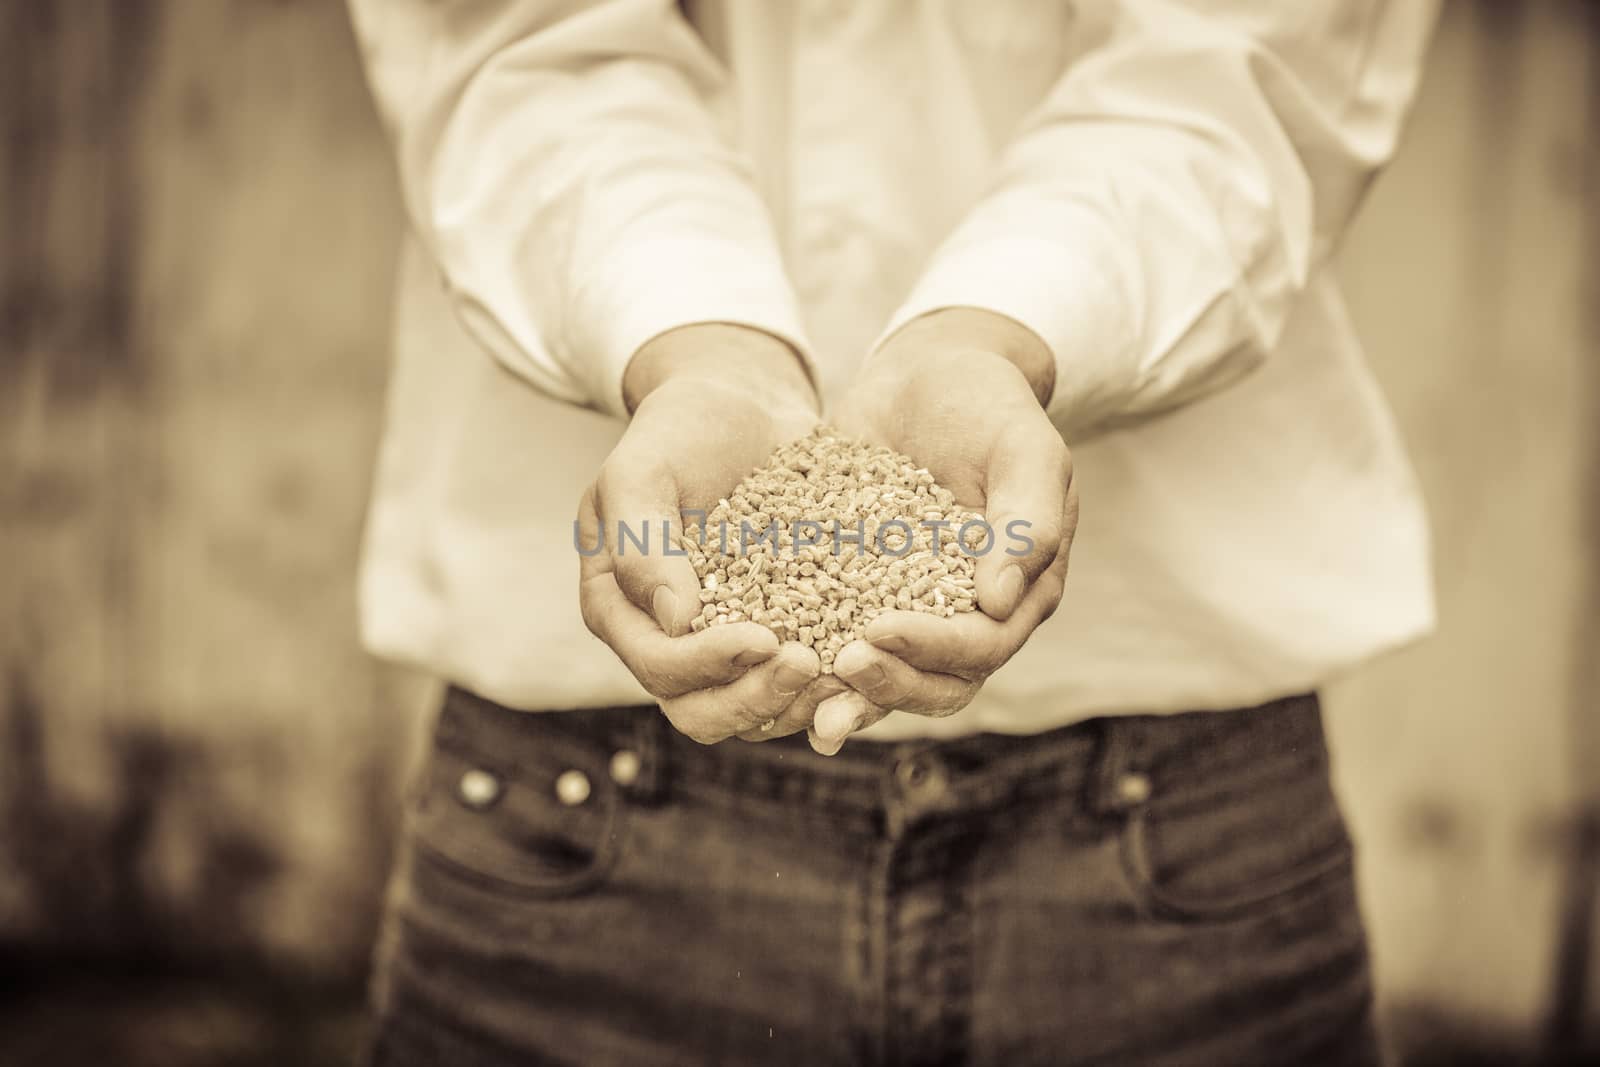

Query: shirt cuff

[879,232,1141,434]
[567,235,818,420]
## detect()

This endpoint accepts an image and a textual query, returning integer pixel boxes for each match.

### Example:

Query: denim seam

[1119,808,1358,923]
[672,775,883,834]
[410,748,632,899]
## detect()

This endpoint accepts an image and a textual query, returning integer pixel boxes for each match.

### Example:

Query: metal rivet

[1117,772,1152,806]
[609,749,641,787]
[895,755,932,791]
[457,768,502,810]
[555,769,592,807]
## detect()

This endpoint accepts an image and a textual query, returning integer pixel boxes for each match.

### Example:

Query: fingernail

[652,585,680,634]
[822,712,867,746]
[773,661,814,696]
[814,694,861,743]
[867,633,907,655]
[732,646,778,668]
[996,565,1025,615]
[811,732,846,757]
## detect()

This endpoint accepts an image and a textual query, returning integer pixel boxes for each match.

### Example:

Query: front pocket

[410,739,627,899]
[1117,753,1357,923]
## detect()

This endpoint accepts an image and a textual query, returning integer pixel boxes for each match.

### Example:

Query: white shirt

[347,0,1438,739]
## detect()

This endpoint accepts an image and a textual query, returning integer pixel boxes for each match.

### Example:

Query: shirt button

[456,768,502,810]
[555,769,592,807]
[1116,772,1153,806]
[609,749,641,787]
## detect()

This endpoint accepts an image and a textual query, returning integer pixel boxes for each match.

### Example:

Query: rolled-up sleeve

[347,0,814,419]
[883,0,1439,438]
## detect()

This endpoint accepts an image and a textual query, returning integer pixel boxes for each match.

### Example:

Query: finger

[736,673,850,742]
[576,484,614,581]
[581,570,779,698]
[864,545,1069,680]
[594,456,701,636]
[1060,478,1082,565]
[662,642,820,744]
[974,422,1071,621]
[808,692,890,756]
[831,640,976,716]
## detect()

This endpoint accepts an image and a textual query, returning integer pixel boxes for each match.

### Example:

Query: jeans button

[555,769,592,807]
[894,753,947,799]
[895,755,930,790]
[457,768,502,810]
[1116,771,1152,806]
[609,749,641,787]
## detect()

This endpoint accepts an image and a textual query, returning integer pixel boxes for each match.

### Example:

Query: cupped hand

[814,309,1079,753]
[578,324,841,744]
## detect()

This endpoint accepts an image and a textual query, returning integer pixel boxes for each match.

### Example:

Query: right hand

[577,324,846,744]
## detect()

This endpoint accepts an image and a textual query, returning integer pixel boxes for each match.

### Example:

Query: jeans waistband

[437,688,1327,839]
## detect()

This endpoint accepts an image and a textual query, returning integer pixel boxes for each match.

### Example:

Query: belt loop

[1086,716,1140,816]
[627,705,669,804]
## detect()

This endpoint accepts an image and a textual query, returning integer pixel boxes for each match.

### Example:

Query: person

[347,0,1438,1062]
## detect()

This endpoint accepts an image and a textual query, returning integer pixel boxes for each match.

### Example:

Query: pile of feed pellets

[683,427,988,672]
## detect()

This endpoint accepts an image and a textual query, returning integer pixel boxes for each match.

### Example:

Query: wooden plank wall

[1325,0,1599,1049]
[0,0,428,977]
[0,0,1595,1047]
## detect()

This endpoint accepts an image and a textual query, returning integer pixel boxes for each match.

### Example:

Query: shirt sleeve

[881,0,1440,439]
[346,0,814,419]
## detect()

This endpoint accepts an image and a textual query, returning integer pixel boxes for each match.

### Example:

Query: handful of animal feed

[682,428,990,673]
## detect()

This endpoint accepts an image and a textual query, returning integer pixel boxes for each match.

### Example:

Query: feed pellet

[682,427,987,672]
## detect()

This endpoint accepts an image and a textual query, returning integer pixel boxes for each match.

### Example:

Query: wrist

[876,308,1056,409]
[623,323,818,416]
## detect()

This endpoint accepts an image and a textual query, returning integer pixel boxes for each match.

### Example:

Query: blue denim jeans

[365,689,1383,1066]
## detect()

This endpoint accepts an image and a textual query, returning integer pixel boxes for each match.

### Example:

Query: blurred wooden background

[0,0,1595,1059]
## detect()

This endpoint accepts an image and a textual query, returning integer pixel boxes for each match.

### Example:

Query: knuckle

[633,668,672,701]
[1017,418,1068,466]
[972,647,1009,680]
[576,482,598,521]
[1049,433,1071,471]
[579,593,604,640]
[1062,487,1082,538]
[1039,584,1066,622]
[728,697,774,733]
[1031,420,1069,463]
[593,463,620,519]
[629,655,678,700]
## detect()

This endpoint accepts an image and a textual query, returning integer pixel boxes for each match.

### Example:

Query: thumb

[595,458,702,637]
[974,421,1072,622]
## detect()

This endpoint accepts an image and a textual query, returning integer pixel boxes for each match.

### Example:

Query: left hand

[815,309,1079,754]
